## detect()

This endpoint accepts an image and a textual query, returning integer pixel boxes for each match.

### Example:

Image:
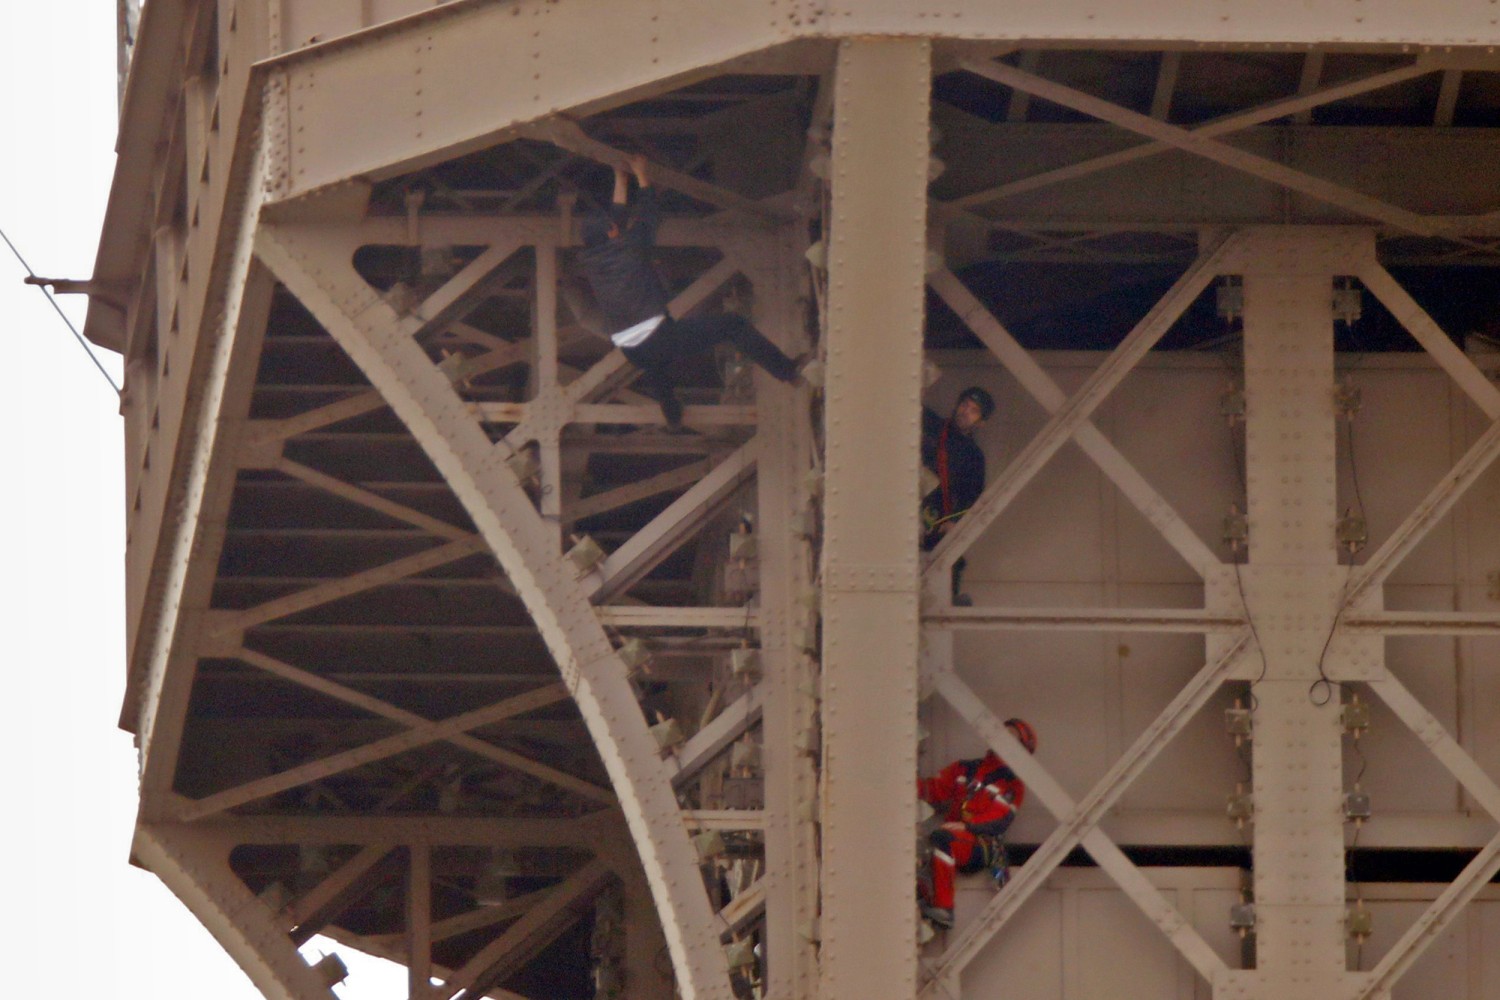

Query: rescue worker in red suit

[921,386,995,605]
[918,718,1038,929]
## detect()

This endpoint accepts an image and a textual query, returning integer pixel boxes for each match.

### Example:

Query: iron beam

[925,232,1238,592]
[818,38,930,1000]
[133,824,337,1000]
[255,221,732,999]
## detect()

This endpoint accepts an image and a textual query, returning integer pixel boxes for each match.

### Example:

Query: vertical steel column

[749,235,819,1000]
[1238,233,1346,998]
[819,38,930,1000]
[409,845,432,998]
[533,243,563,531]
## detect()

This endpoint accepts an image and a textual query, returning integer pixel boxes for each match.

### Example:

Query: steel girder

[745,242,822,999]
[1234,235,1349,995]
[818,37,931,1000]
[946,59,1437,213]
[134,179,278,818]
[923,232,1241,600]
[117,7,1500,1000]
[257,0,1500,207]
[915,225,1500,999]
[252,221,734,1000]
[134,824,339,1000]
[924,648,1246,993]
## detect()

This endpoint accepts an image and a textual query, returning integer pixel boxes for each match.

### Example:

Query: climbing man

[577,153,805,427]
[921,386,996,604]
[917,717,1037,929]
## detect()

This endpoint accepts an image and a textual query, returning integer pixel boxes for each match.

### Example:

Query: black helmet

[956,386,996,421]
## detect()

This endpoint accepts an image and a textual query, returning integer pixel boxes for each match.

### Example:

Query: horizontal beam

[595,606,761,630]
[520,117,791,222]
[266,1,791,201]
[923,606,1244,632]
[263,0,1500,207]
[175,815,617,847]
[682,810,766,831]
[476,402,759,428]
[1343,611,1500,635]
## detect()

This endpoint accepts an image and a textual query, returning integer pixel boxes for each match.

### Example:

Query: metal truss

[917,225,1500,998]
[134,823,339,1000]
[817,37,931,1000]
[923,231,1241,598]
[109,5,1500,999]
[922,644,1249,994]
[253,218,744,999]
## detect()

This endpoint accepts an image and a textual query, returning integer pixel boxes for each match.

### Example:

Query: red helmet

[1004,717,1038,754]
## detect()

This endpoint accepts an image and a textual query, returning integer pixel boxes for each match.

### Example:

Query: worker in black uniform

[921,386,995,605]
[577,154,803,427]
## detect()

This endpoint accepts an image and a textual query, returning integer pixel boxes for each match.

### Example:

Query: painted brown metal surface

[98,2,1500,998]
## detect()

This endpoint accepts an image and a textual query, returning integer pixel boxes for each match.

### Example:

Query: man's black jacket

[921,406,986,548]
[577,188,671,335]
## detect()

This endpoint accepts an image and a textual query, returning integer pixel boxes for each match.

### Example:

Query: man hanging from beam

[577,153,807,427]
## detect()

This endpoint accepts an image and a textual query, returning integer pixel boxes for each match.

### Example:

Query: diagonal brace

[502,257,742,451]
[1347,416,1500,607]
[924,635,1247,990]
[174,684,573,820]
[1357,670,1500,998]
[438,858,613,1000]
[288,844,398,945]
[952,60,1435,210]
[1357,261,1500,420]
[236,647,612,803]
[672,686,764,790]
[928,267,1220,577]
[590,441,758,603]
[925,232,1240,589]
[960,58,1441,238]
[214,537,489,632]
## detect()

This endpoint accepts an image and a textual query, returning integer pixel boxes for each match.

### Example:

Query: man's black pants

[622,313,798,423]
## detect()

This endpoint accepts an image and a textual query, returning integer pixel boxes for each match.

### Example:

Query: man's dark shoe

[658,392,683,428]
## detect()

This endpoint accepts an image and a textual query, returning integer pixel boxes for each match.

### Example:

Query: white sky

[1,5,406,996]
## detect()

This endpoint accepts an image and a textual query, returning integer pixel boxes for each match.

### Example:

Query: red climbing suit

[919,751,1026,911]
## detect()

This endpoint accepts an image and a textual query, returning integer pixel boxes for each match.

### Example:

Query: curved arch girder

[253,220,733,1000]
[133,824,339,1000]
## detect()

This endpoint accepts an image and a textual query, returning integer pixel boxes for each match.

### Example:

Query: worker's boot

[920,904,955,929]
[951,557,972,607]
